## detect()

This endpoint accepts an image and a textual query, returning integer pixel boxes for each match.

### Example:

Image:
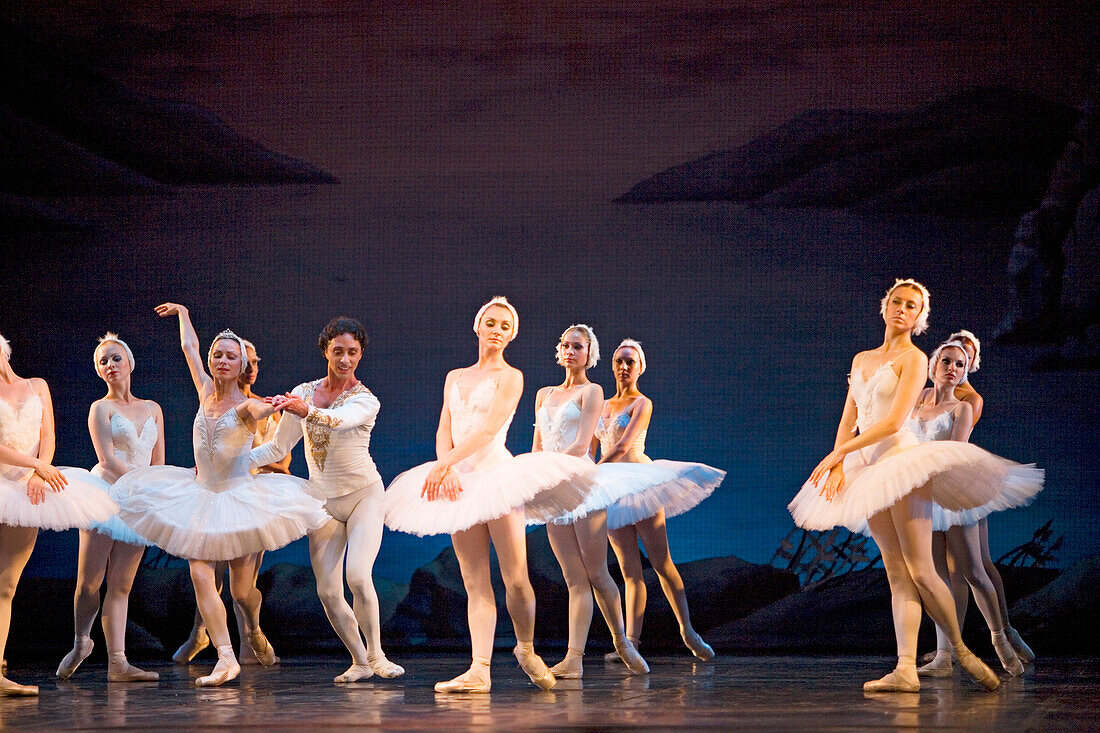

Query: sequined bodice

[536,393,585,455]
[448,373,514,471]
[596,403,648,461]
[0,392,42,482]
[193,405,255,491]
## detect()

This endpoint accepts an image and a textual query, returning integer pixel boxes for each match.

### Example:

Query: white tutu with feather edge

[788,431,1044,534]
[60,468,153,546]
[383,452,597,536]
[110,466,330,560]
[600,460,725,530]
[0,470,118,531]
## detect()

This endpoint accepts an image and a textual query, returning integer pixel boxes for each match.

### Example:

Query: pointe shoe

[613,635,649,675]
[863,668,920,693]
[57,635,95,680]
[1006,626,1035,664]
[108,653,159,682]
[916,650,954,678]
[991,631,1025,677]
[514,643,556,691]
[247,629,278,668]
[605,637,639,663]
[173,627,210,664]
[549,652,584,680]
[434,662,491,693]
[368,653,405,679]
[195,647,240,688]
[0,677,38,697]
[334,663,374,683]
[682,629,715,661]
[955,645,1000,691]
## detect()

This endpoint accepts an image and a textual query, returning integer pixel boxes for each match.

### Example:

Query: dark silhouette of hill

[620,88,1077,219]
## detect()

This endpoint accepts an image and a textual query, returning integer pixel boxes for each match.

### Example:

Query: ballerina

[788,279,1041,693]
[598,339,724,662]
[530,324,648,679]
[55,334,162,682]
[250,316,404,684]
[110,304,329,687]
[172,338,285,667]
[918,332,1040,678]
[383,296,595,693]
[0,332,118,695]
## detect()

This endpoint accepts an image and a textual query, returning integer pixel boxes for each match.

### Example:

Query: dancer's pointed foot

[56,635,94,680]
[1006,626,1035,664]
[682,629,715,661]
[334,663,374,683]
[434,658,491,693]
[916,649,954,678]
[549,650,583,680]
[247,629,278,668]
[107,653,159,682]
[0,676,38,696]
[368,653,405,679]
[955,644,1000,691]
[863,667,920,693]
[992,630,1025,677]
[195,646,240,688]
[613,634,649,675]
[173,627,210,664]
[605,636,638,663]
[514,643,556,690]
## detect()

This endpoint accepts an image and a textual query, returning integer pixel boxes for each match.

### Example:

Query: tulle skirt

[788,429,1044,534]
[580,460,726,530]
[931,464,1044,531]
[110,466,330,560]
[54,468,153,546]
[0,470,118,531]
[383,453,597,536]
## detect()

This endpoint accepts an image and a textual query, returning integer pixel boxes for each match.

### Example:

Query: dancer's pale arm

[249,406,302,469]
[563,383,602,458]
[948,402,975,443]
[88,401,131,482]
[531,387,547,452]
[437,369,522,469]
[155,303,211,395]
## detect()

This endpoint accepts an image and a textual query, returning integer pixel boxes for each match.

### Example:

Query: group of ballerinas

[0,295,724,695]
[789,279,1044,694]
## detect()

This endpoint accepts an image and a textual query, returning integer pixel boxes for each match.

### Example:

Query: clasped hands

[264,393,309,418]
[26,461,67,504]
[421,462,461,501]
[809,450,846,502]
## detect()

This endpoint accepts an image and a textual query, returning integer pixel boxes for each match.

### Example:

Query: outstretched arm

[155,303,210,396]
[250,405,303,469]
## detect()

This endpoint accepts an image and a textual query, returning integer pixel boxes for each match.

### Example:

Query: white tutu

[383,452,597,536]
[0,470,118,531]
[603,460,725,530]
[930,465,1044,530]
[110,466,330,560]
[61,468,153,546]
[789,434,1045,533]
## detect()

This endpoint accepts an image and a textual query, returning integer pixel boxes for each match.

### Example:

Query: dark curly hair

[318,316,367,354]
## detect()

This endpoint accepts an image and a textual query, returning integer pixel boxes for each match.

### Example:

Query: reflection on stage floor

[1,653,1096,730]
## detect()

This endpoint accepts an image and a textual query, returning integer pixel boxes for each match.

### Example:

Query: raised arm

[597,398,652,464]
[155,303,210,396]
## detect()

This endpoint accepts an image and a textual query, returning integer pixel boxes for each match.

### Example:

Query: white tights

[0,525,37,689]
[547,510,628,650]
[309,482,396,676]
[452,509,538,665]
[188,556,265,654]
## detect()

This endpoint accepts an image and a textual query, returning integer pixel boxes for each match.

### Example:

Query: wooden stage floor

[1,653,1096,730]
